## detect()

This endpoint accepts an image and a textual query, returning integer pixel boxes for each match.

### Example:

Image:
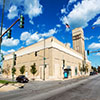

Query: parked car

[90,72,94,76]
[16,75,29,83]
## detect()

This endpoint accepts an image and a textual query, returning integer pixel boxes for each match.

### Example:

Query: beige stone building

[3,27,91,80]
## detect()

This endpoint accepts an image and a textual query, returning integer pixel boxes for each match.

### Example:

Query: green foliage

[83,66,86,72]
[20,65,25,74]
[85,64,89,73]
[78,63,81,71]
[12,67,16,75]
[80,67,83,72]
[0,80,17,84]
[30,63,37,76]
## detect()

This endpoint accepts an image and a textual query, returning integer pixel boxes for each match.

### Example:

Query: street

[46,75,100,100]
[0,75,99,100]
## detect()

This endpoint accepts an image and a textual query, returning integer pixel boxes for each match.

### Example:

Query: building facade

[3,27,91,80]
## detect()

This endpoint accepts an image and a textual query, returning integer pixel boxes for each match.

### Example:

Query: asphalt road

[46,75,100,100]
[0,75,99,100]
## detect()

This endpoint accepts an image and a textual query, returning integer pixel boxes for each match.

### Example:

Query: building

[3,27,91,80]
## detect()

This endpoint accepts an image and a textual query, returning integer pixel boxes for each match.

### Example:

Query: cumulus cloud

[1,49,15,55]
[0,27,6,33]
[24,0,43,20]
[20,32,31,41]
[7,5,18,19]
[61,0,100,29]
[20,28,57,45]
[93,17,100,25]
[96,53,100,56]
[26,32,40,45]
[61,8,67,14]
[41,28,57,37]
[84,36,94,40]
[88,42,100,49]
[2,36,19,47]
[0,0,43,20]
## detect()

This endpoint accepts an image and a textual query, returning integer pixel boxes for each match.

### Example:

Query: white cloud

[69,0,77,4]
[84,36,94,40]
[24,0,43,19]
[29,20,34,25]
[96,53,100,56]
[2,36,19,47]
[20,28,57,45]
[0,27,6,33]
[61,0,100,29]
[7,49,15,53]
[61,8,67,14]
[98,35,100,39]
[56,24,61,28]
[26,32,40,45]
[88,42,100,49]
[41,28,57,37]
[1,49,15,55]
[38,38,44,42]
[7,5,18,19]
[93,17,100,25]
[1,50,7,55]
[20,32,31,41]
[1,0,43,20]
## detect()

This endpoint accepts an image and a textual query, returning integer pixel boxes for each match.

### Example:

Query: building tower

[72,27,85,55]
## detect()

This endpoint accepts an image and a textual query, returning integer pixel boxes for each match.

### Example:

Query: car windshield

[19,75,25,78]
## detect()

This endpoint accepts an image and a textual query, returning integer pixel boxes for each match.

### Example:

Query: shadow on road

[0,83,8,88]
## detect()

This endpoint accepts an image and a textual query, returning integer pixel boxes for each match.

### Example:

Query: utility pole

[0,0,5,73]
[43,38,46,80]
[0,0,5,51]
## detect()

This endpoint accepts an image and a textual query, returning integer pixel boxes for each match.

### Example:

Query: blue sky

[0,0,100,67]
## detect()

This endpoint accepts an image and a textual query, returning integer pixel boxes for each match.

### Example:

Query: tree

[30,63,37,77]
[20,65,25,74]
[12,67,16,81]
[82,64,86,72]
[2,65,10,78]
[85,64,89,73]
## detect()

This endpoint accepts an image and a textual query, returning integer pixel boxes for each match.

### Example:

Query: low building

[3,27,91,80]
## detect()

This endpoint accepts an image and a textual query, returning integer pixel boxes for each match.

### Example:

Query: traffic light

[35,52,37,56]
[63,60,65,67]
[7,29,11,38]
[13,53,16,65]
[13,54,16,60]
[87,50,89,55]
[1,53,4,61]
[19,15,24,28]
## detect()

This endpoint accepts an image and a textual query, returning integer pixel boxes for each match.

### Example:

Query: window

[63,60,65,68]
[75,67,77,75]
